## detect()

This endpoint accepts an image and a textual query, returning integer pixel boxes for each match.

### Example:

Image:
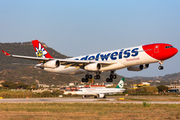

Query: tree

[41,91,51,97]
[17,82,29,89]
[1,81,17,89]
[157,85,168,92]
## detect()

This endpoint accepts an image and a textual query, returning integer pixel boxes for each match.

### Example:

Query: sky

[0,0,180,77]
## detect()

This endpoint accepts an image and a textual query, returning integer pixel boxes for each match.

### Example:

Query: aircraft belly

[100,62,126,71]
[44,66,86,74]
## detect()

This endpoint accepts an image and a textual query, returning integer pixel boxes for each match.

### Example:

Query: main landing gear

[81,71,117,83]
[94,72,101,79]
[81,72,101,83]
[158,61,164,70]
[106,71,117,82]
[81,74,92,82]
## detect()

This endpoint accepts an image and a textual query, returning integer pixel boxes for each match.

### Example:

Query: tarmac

[0,98,180,104]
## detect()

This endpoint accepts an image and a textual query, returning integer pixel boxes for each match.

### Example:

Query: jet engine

[127,64,149,71]
[43,60,60,68]
[98,93,105,98]
[84,63,101,71]
[143,64,149,69]
[127,65,143,71]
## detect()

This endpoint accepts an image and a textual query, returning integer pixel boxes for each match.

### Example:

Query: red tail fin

[32,40,53,58]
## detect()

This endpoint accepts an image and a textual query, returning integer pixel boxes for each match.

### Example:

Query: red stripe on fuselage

[142,43,178,60]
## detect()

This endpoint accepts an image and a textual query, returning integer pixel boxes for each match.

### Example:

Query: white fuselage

[76,88,125,96]
[44,45,157,74]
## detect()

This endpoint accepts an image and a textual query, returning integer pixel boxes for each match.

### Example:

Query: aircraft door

[154,45,159,53]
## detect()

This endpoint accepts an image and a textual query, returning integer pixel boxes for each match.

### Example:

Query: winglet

[2,50,11,56]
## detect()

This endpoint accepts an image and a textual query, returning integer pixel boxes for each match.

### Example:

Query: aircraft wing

[2,50,52,61]
[2,50,113,68]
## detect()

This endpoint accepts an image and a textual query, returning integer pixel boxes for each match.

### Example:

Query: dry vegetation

[0,103,180,120]
[116,96,180,102]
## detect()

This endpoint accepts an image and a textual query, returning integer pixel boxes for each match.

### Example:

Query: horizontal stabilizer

[2,50,10,56]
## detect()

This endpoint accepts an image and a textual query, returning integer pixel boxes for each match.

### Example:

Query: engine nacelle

[84,63,101,71]
[127,65,143,71]
[143,64,149,69]
[127,64,149,71]
[43,60,60,68]
[98,93,105,98]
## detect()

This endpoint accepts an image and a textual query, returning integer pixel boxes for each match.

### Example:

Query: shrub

[143,101,151,107]
[143,86,158,93]
[52,90,64,96]
[40,91,51,97]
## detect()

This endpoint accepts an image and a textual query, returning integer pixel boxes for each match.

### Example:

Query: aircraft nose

[168,47,178,59]
[157,46,178,60]
[174,47,178,54]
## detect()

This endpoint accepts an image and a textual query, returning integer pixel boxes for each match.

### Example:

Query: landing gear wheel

[97,75,100,79]
[158,66,164,70]
[106,78,113,82]
[85,75,89,79]
[81,78,89,82]
[85,79,89,82]
[89,75,92,79]
[110,74,113,79]
[109,78,113,82]
[81,78,85,82]
[113,74,117,79]
[106,78,110,82]
[94,75,100,79]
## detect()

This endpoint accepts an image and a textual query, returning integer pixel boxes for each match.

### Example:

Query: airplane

[76,78,126,98]
[2,40,178,82]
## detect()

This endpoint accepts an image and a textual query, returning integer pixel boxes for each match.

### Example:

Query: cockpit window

[165,46,174,49]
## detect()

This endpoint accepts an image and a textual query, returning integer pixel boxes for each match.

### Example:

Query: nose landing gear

[158,61,164,70]
[158,66,164,70]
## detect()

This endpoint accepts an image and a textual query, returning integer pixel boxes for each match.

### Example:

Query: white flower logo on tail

[35,43,47,58]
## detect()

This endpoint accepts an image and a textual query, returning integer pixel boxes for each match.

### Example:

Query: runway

[0,98,180,104]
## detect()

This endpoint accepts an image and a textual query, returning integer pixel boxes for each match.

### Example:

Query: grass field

[116,95,180,102]
[0,103,180,120]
